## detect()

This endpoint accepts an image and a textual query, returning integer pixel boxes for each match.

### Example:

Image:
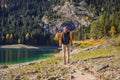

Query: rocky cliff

[43,1,94,34]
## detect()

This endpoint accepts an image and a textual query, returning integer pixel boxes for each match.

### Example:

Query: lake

[0,48,53,65]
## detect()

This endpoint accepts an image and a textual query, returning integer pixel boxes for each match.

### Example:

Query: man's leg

[62,44,67,64]
[67,44,70,63]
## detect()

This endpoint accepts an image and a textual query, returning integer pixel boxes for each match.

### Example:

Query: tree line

[73,0,120,40]
[0,0,120,45]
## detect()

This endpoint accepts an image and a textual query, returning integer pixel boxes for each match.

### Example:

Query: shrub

[112,35,120,46]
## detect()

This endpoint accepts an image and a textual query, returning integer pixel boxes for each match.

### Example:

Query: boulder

[28,62,35,65]
[115,76,120,80]
[0,65,8,69]
[92,64,109,72]
[48,76,57,80]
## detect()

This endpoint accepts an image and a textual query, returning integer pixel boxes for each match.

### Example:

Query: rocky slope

[43,1,93,34]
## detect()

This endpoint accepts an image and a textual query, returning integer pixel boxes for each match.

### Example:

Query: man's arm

[70,32,73,46]
[55,32,62,46]
[71,29,78,33]
[59,32,62,46]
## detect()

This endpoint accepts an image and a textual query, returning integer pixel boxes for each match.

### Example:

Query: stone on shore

[92,64,109,72]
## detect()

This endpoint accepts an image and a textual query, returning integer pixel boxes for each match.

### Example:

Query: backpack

[61,32,70,45]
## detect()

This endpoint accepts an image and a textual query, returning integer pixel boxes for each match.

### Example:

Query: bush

[112,35,120,46]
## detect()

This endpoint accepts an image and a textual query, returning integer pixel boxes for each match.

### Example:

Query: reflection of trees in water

[0,49,52,64]
[18,49,20,62]
[6,49,8,64]
[25,49,28,62]
[10,49,12,64]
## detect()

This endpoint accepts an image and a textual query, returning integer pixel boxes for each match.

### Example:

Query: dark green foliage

[0,0,65,45]
[90,12,120,39]
[73,26,90,40]
[0,0,120,44]
[75,0,120,40]
[88,0,120,38]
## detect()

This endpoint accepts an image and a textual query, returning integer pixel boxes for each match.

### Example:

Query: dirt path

[62,64,98,80]
[71,69,97,80]
[72,73,96,80]
[71,65,98,80]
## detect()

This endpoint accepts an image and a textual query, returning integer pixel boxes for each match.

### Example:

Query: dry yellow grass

[73,39,106,45]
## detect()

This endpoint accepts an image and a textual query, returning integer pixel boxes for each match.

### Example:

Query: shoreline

[0,44,59,49]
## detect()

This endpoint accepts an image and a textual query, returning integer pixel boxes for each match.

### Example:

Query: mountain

[0,0,120,45]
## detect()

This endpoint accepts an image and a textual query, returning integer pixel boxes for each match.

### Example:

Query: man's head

[63,26,68,32]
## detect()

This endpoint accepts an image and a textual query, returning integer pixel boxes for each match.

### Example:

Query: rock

[11,74,15,78]
[14,78,21,80]
[79,1,87,6]
[48,76,57,80]
[42,16,49,24]
[115,64,120,70]
[102,70,120,80]
[14,75,21,80]
[92,64,109,72]
[81,72,84,75]
[37,75,41,79]
[0,65,8,69]
[53,6,61,12]
[15,76,21,79]
[58,77,65,80]
[0,74,7,80]
[26,70,38,75]
[32,70,39,74]
[26,71,31,75]
[73,43,80,48]
[71,59,79,65]
[28,62,35,65]
[58,2,75,17]
[103,71,115,78]
[115,76,120,80]
[80,67,89,72]
[71,75,75,79]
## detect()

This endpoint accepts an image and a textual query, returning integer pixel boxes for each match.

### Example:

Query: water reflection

[0,48,52,64]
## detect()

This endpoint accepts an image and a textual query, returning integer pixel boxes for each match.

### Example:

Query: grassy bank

[72,46,120,59]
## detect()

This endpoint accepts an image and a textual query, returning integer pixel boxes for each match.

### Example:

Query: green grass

[72,46,120,59]
[103,78,112,80]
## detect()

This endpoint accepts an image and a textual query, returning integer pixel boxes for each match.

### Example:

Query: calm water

[0,48,53,65]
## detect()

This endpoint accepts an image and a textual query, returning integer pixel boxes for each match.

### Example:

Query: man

[56,26,73,64]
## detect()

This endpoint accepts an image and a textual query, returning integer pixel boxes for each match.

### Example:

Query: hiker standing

[59,26,73,64]
[55,20,76,64]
